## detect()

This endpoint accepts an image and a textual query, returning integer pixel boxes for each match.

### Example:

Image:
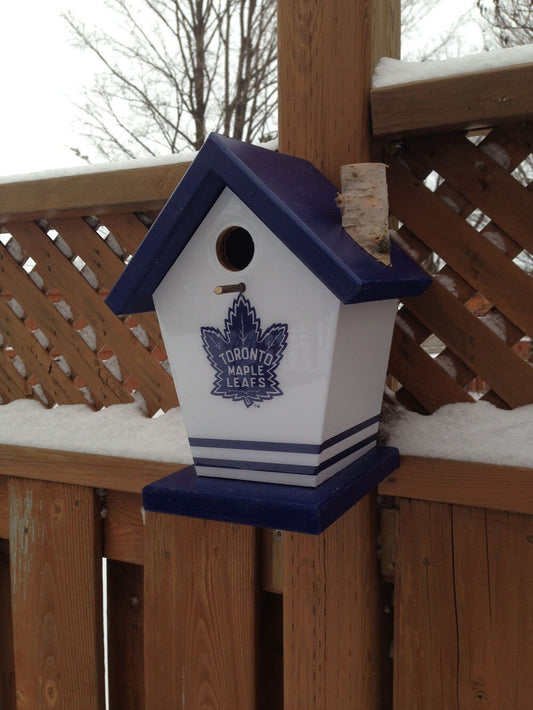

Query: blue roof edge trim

[106,133,431,315]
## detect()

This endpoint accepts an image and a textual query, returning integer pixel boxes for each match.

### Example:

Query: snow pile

[373,43,533,88]
[381,401,533,468]
[1,399,531,469]
[0,400,193,464]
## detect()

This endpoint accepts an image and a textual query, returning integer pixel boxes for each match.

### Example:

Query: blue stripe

[195,434,378,477]
[189,414,380,455]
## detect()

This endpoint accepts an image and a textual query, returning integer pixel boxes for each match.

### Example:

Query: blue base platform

[142,446,399,534]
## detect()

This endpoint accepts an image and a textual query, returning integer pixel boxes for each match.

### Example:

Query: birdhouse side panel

[313,298,398,484]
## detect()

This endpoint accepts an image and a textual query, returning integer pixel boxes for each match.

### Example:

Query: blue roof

[107,134,430,314]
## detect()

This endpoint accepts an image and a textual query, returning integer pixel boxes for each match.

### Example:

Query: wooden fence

[0,22,532,710]
[372,62,533,710]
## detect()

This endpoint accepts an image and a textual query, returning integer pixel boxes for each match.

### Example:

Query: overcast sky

[1,0,486,179]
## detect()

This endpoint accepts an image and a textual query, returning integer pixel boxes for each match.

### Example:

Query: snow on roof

[381,400,533,468]
[372,43,533,89]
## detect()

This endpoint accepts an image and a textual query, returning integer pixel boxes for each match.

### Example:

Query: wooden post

[143,514,258,710]
[8,479,105,710]
[277,1,400,708]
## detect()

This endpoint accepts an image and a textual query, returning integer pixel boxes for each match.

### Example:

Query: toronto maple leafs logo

[201,294,289,408]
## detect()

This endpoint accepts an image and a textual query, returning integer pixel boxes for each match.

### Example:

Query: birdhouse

[107,134,430,533]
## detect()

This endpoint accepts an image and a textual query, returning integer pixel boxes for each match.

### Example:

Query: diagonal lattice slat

[0,210,178,416]
[388,123,533,413]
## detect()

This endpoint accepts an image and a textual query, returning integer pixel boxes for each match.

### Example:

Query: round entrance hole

[216,226,255,271]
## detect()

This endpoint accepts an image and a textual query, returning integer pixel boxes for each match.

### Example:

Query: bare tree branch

[65,0,277,160]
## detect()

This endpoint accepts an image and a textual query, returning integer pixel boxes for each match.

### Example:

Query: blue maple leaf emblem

[201,294,289,407]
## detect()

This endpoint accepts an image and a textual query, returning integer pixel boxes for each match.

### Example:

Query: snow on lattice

[10,354,26,378]
[54,299,73,321]
[130,323,149,347]
[436,353,458,379]
[104,232,125,258]
[54,235,74,258]
[32,384,48,406]
[484,230,507,252]
[102,355,121,380]
[30,271,45,290]
[434,272,458,296]
[481,141,512,170]
[79,386,95,405]
[54,355,71,377]
[6,238,23,263]
[32,328,50,349]
[81,265,99,289]
[479,311,508,340]
[77,324,98,351]
[7,298,24,318]
[440,195,460,213]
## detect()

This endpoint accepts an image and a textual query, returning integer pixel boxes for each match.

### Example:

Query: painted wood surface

[144,513,258,710]
[8,479,105,709]
[394,499,533,708]
[371,62,533,137]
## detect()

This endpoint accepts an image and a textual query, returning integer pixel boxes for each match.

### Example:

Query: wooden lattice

[387,122,533,413]
[1,124,532,418]
[0,211,177,416]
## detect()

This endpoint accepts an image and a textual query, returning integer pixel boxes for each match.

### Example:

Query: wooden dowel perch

[335,163,391,266]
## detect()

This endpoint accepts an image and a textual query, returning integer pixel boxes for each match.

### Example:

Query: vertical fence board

[452,506,533,709]
[485,511,533,708]
[107,560,145,710]
[0,538,15,708]
[8,479,105,710]
[144,513,257,710]
[395,500,533,709]
[394,500,458,709]
[283,497,386,710]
